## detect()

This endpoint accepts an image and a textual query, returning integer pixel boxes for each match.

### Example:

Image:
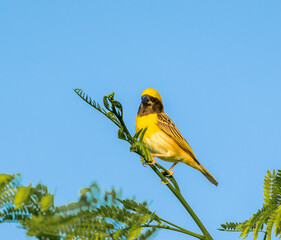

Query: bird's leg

[160,163,178,184]
[166,162,178,176]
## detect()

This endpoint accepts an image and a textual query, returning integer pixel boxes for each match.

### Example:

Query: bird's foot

[148,155,157,165]
[160,170,174,184]
[141,156,156,167]
[162,170,174,177]
[161,178,170,185]
[166,170,174,177]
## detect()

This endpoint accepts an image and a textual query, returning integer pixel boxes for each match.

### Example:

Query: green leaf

[80,187,90,195]
[139,127,147,142]
[133,129,143,141]
[267,170,272,178]
[40,194,54,212]
[103,96,110,111]
[118,127,127,140]
[14,184,32,209]
[0,174,13,184]
[111,100,122,110]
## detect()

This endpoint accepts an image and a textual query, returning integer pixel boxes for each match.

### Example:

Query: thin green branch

[142,224,206,239]
[111,106,133,143]
[159,217,194,233]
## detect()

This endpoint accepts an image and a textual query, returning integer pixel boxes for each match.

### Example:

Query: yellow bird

[136,88,218,186]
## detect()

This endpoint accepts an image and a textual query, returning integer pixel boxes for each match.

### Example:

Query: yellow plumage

[141,88,163,103]
[136,88,218,186]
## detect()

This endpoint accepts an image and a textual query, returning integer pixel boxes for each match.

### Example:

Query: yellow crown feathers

[141,88,163,103]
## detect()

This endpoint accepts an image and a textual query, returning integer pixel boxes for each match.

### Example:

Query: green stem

[150,164,213,240]
[159,218,191,232]
[142,224,205,239]
[111,106,133,143]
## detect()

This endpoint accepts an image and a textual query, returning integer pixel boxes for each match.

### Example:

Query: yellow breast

[136,114,160,139]
[136,113,188,163]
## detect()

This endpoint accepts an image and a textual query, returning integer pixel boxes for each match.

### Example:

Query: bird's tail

[199,165,218,186]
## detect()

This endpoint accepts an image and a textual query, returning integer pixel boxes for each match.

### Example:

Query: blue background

[1,1,281,239]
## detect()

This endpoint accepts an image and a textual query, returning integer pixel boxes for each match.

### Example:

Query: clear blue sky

[1,1,281,239]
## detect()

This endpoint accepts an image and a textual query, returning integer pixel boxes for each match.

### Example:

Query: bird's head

[137,88,164,116]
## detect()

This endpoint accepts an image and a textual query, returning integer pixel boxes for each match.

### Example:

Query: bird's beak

[141,96,151,105]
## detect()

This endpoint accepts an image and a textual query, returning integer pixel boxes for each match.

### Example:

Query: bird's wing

[157,113,199,164]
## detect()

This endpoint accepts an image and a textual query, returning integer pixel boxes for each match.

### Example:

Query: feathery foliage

[219,169,281,240]
[0,173,162,239]
[1,173,202,239]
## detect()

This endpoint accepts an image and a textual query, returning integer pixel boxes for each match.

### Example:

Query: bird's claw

[161,178,170,184]
[142,162,148,167]
[162,170,174,177]
[142,160,156,167]
[148,157,157,165]
[145,158,157,165]
[166,170,174,177]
